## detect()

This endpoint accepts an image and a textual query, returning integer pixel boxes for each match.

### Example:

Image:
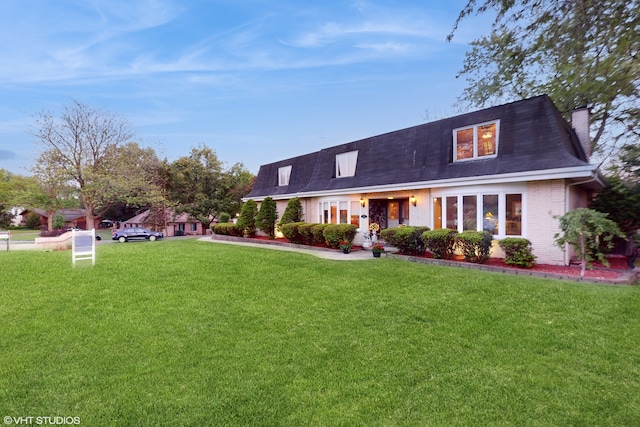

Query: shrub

[52,214,66,230]
[279,197,304,226]
[382,226,430,255]
[25,212,41,229]
[236,199,258,237]
[380,227,397,244]
[218,212,231,223]
[422,228,458,259]
[499,237,536,268]
[212,223,240,236]
[323,224,357,249]
[310,223,330,246]
[455,230,493,263]
[279,222,306,244]
[554,208,624,277]
[256,197,278,239]
[298,223,316,245]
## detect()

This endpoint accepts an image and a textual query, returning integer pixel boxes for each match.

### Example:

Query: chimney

[571,107,591,161]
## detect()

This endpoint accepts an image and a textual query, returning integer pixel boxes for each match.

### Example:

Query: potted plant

[371,242,385,257]
[339,240,352,254]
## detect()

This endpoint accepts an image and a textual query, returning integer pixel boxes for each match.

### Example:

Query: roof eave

[243,165,600,201]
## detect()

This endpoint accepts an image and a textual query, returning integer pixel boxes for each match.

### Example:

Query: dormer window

[453,121,499,161]
[278,165,292,186]
[336,151,358,178]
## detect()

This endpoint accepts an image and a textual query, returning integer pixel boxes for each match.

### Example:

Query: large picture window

[454,121,499,161]
[432,190,522,237]
[336,151,358,177]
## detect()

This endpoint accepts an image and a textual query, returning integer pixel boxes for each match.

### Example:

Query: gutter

[244,165,601,202]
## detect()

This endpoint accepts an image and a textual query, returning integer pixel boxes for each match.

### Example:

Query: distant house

[19,208,96,230]
[120,209,208,237]
[245,95,605,265]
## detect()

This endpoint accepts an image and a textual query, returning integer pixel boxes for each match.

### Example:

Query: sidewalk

[199,236,390,261]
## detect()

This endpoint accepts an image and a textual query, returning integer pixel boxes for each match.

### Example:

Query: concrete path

[198,236,392,261]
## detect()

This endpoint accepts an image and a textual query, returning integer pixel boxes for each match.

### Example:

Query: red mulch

[420,253,630,280]
[247,236,632,280]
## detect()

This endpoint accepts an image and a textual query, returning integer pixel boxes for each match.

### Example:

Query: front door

[388,201,400,228]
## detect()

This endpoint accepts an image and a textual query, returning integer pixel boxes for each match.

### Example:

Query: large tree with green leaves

[449,0,640,164]
[590,176,640,235]
[32,100,163,228]
[167,145,254,232]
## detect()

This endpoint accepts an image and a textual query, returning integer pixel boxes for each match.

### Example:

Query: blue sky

[0,0,490,175]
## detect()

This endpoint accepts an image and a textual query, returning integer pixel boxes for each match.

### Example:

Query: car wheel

[118,236,127,243]
[149,235,156,241]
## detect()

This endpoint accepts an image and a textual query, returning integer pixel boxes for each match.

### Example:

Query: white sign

[0,230,9,251]
[72,229,95,266]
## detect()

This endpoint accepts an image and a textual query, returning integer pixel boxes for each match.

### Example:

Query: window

[433,191,523,237]
[190,223,198,232]
[350,201,360,228]
[319,199,362,228]
[453,121,499,161]
[336,151,358,177]
[278,165,292,186]
[506,194,522,235]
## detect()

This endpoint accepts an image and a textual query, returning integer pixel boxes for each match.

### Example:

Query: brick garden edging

[389,253,639,286]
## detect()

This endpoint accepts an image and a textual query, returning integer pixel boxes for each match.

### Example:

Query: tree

[167,146,255,232]
[590,176,640,235]
[236,199,258,237]
[279,197,304,226]
[25,212,41,229]
[52,214,65,230]
[32,100,162,229]
[25,155,79,232]
[167,145,223,232]
[611,143,640,182]
[256,197,278,239]
[554,208,624,277]
[448,0,640,164]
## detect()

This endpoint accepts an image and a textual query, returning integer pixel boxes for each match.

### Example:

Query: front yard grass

[1,239,639,425]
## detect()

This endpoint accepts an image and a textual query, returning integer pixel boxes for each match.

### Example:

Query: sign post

[72,229,96,266]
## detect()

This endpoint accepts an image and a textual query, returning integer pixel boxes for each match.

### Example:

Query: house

[245,95,605,265]
[19,208,94,230]
[120,209,208,237]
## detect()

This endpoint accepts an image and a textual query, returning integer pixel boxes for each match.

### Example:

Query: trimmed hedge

[298,223,316,245]
[279,222,306,244]
[455,230,493,263]
[211,223,240,236]
[311,224,330,246]
[381,226,430,255]
[323,224,357,249]
[279,197,304,226]
[421,228,458,259]
[499,237,536,268]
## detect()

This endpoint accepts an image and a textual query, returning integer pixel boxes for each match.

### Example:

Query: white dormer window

[453,121,499,161]
[336,151,358,177]
[278,165,292,186]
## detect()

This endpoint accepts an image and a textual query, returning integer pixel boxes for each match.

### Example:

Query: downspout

[562,171,602,265]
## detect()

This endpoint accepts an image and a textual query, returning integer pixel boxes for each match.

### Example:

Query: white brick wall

[527,180,566,265]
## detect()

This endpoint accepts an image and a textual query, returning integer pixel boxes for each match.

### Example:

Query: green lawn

[1,239,639,426]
